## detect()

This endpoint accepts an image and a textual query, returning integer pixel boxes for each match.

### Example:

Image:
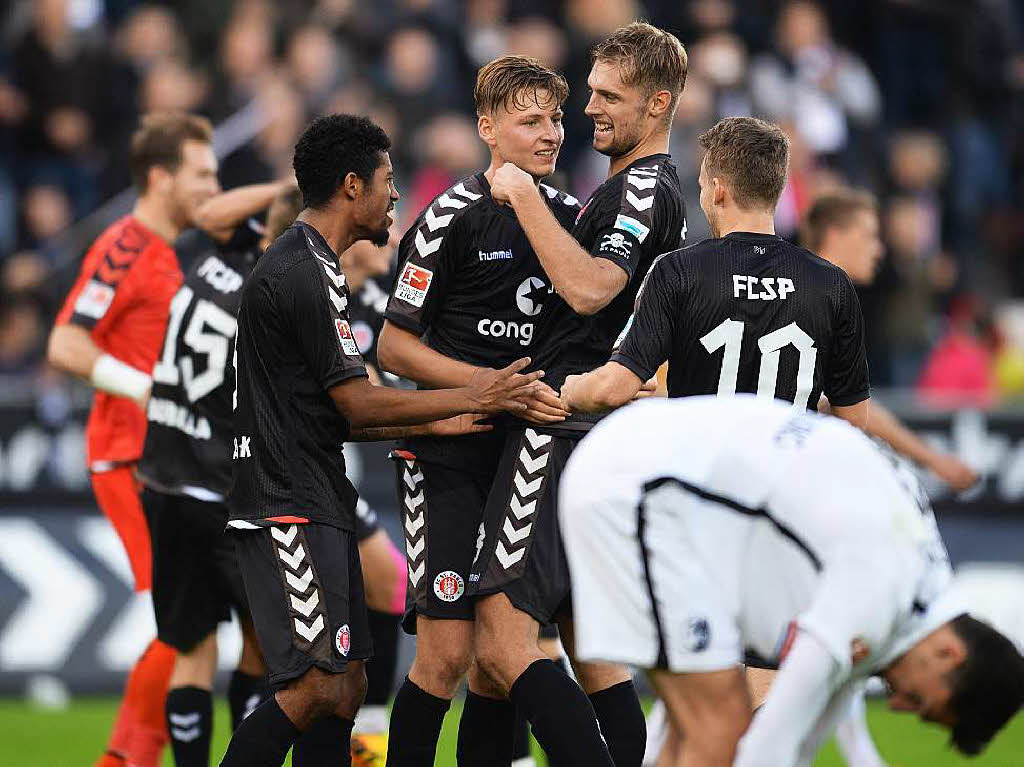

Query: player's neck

[132,196,180,245]
[483,159,541,188]
[296,208,350,263]
[607,128,669,178]
[715,209,776,239]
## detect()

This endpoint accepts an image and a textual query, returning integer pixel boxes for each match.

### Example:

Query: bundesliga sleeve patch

[614,214,650,243]
[394,263,434,308]
[74,279,116,319]
[335,319,360,356]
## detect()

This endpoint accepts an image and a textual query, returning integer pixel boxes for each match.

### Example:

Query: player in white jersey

[560,396,1024,767]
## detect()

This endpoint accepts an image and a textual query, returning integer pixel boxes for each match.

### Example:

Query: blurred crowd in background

[1,0,1023,403]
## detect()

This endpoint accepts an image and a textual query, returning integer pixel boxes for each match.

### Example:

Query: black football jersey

[612,232,870,409]
[228,221,368,530]
[529,154,686,390]
[348,274,390,371]
[138,221,260,499]
[385,172,579,470]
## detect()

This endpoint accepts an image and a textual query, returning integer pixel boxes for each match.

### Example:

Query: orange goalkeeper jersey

[56,215,183,466]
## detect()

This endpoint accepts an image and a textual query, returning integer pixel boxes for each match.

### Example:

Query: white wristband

[90,353,152,401]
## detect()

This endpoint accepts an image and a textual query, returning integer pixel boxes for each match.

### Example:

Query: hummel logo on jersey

[732,275,795,301]
[233,436,251,459]
[479,249,513,261]
[599,232,633,260]
[395,263,434,307]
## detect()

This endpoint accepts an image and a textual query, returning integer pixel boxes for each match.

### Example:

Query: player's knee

[473,634,517,692]
[410,636,473,693]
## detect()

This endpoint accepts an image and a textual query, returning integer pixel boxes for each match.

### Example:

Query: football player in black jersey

[261,200,410,765]
[139,180,290,767]
[376,56,578,767]
[560,117,872,765]
[220,115,545,767]
[467,24,688,767]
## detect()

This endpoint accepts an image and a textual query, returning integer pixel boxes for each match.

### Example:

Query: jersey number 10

[153,286,237,403]
[700,319,817,410]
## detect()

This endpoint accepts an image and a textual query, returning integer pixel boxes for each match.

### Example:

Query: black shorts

[354,497,381,543]
[392,450,498,634]
[469,426,578,626]
[231,522,372,687]
[143,488,249,653]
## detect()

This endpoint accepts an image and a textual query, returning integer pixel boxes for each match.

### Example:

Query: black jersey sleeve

[610,255,680,381]
[384,214,462,336]
[824,273,870,406]
[588,164,676,279]
[278,257,368,391]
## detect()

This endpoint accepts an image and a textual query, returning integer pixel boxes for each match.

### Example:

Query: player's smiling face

[585,61,647,157]
[484,88,564,180]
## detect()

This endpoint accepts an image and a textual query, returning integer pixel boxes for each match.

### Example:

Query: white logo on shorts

[433,571,465,602]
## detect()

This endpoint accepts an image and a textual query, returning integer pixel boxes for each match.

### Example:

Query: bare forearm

[563,362,641,413]
[195,182,290,239]
[47,323,103,379]
[378,324,481,388]
[510,189,615,314]
[343,386,475,428]
[865,400,938,467]
[349,424,431,441]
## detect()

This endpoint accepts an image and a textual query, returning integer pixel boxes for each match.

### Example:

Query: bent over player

[48,112,220,767]
[469,23,688,767]
[560,396,1024,766]
[220,114,543,767]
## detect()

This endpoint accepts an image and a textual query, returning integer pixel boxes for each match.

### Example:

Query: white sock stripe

[171,726,202,742]
[169,711,201,727]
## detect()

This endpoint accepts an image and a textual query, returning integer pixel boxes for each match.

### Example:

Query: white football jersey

[562,395,963,677]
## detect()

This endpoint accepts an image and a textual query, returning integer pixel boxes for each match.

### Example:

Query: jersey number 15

[153,286,237,403]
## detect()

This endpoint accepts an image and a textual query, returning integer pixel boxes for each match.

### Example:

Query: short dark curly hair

[292,114,391,210]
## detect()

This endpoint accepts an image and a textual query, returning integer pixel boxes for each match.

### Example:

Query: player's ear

[478,113,497,147]
[712,176,727,206]
[342,171,363,200]
[148,165,172,194]
[648,89,672,120]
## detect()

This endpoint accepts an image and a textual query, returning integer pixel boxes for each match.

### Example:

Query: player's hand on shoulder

[426,413,494,437]
[929,452,980,492]
[466,357,544,414]
[520,381,571,424]
[490,162,535,206]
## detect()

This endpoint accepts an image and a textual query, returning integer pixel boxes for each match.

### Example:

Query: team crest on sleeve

[336,624,351,656]
[614,214,650,243]
[74,280,116,319]
[433,570,465,602]
[335,319,360,355]
[395,263,434,307]
[599,232,633,260]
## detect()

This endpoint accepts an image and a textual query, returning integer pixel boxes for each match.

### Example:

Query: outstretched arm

[491,163,626,315]
[561,362,643,413]
[194,181,293,242]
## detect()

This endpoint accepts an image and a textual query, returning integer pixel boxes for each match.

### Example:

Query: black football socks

[219,695,300,767]
[292,715,355,767]
[384,676,451,766]
[589,680,646,767]
[167,686,213,767]
[227,670,269,731]
[509,659,615,767]
[456,690,516,766]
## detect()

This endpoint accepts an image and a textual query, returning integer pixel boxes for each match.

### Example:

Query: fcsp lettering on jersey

[197,256,244,294]
[733,274,795,301]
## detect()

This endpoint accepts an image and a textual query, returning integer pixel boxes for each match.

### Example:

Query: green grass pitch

[2,696,1022,765]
